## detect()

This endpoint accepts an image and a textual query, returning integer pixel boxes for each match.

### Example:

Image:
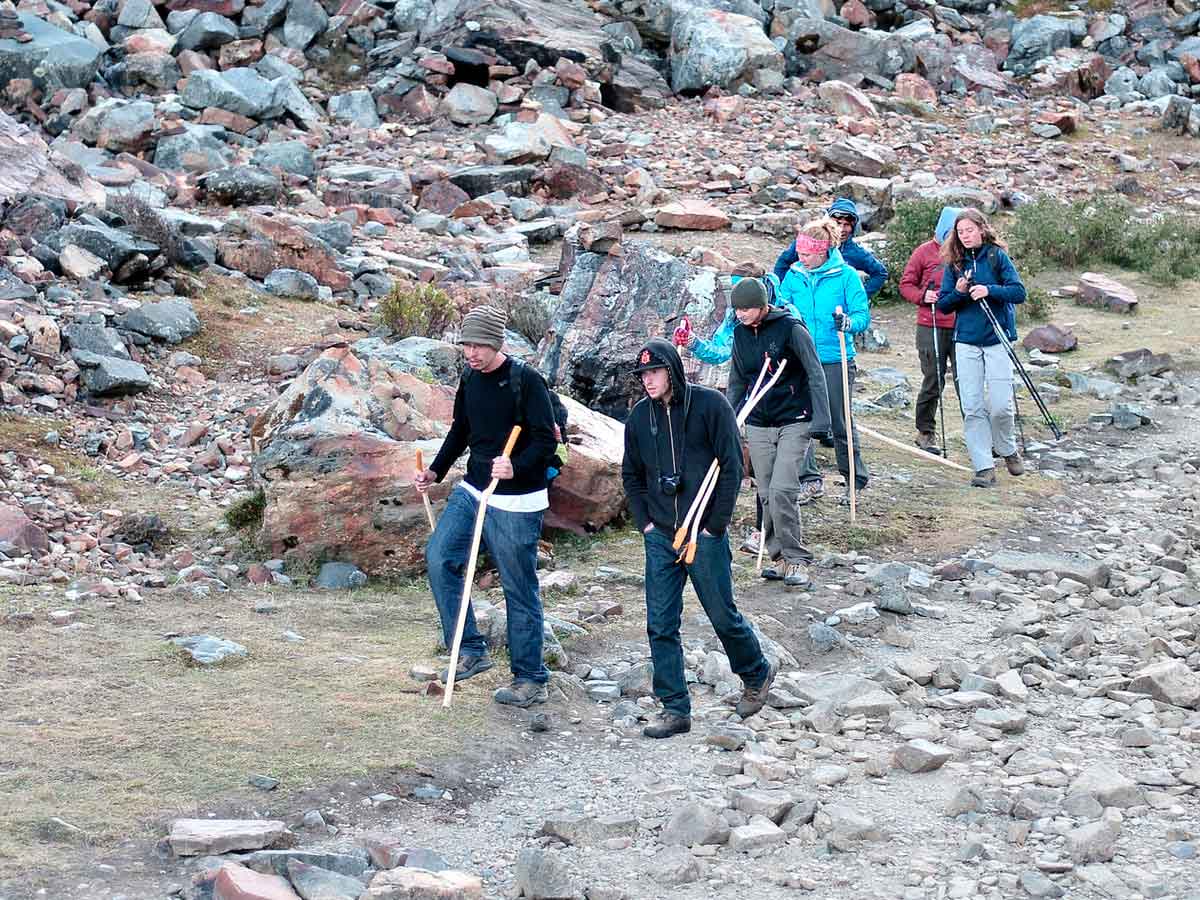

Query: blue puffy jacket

[936,243,1026,347]
[773,198,889,298]
[778,247,870,365]
[691,274,799,365]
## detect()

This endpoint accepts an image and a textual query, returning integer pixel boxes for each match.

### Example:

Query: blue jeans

[426,486,548,684]
[643,527,769,716]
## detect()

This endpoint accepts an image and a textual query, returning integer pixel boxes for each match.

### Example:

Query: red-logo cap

[639,349,651,365]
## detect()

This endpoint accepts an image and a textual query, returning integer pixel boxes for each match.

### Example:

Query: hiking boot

[915,432,941,455]
[493,679,547,708]
[643,711,691,739]
[739,530,761,554]
[796,480,824,506]
[783,562,811,588]
[1004,453,1025,476]
[836,485,864,507]
[761,559,784,580]
[971,468,996,488]
[439,653,494,684]
[818,432,836,448]
[736,659,778,719]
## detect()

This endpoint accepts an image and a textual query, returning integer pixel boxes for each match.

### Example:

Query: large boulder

[1006,15,1073,75]
[0,109,105,207]
[778,16,915,80]
[669,9,784,94]
[72,99,157,153]
[180,67,283,119]
[0,13,103,90]
[538,237,722,420]
[252,342,626,573]
[216,212,351,289]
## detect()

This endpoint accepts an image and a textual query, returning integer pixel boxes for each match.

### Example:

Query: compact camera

[659,474,681,496]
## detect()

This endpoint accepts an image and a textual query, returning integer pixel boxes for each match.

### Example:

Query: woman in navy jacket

[935,209,1027,488]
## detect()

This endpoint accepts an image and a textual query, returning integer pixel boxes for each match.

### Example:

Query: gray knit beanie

[731,278,768,310]
[458,305,507,350]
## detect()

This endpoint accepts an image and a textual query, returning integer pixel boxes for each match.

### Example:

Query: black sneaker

[761,560,784,581]
[643,712,691,739]
[493,680,548,708]
[439,653,494,684]
[736,659,778,718]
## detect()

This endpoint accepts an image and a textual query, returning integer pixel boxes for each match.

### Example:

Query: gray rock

[328,90,380,128]
[1138,67,1177,98]
[440,83,498,125]
[1127,659,1200,708]
[175,12,238,51]
[283,0,329,50]
[893,739,954,773]
[181,67,282,119]
[513,848,575,900]
[125,50,182,91]
[669,8,783,94]
[1110,401,1151,430]
[1067,765,1145,808]
[308,220,353,252]
[617,661,654,697]
[315,562,367,590]
[731,789,794,823]
[264,268,321,300]
[153,125,232,172]
[72,99,156,153]
[202,166,282,206]
[652,845,700,885]
[61,323,130,360]
[251,140,316,179]
[0,12,103,90]
[72,350,151,395]
[728,815,786,852]
[1066,821,1120,864]
[239,848,371,879]
[52,222,159,271]
[813,803,886,850]
[170,634,248,665]
[116,299,201,344]
[984,550,1109,588]
[448,164,537,198]
[1105,65,1139,97]
[1006,15,1072,75]
[1019,870,1064,898]
[350,336,462,382]
[285,858,366,899]
[540,813,637,847]
[661,801,730,847]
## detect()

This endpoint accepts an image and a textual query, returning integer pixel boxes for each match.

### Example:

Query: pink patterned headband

[796,234,830,253]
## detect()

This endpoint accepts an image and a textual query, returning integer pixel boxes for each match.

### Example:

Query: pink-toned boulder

[168,819,292,856]
[213,863,299,900]
[1076,273,1138,314]
[817,79,877,118]
[0,502,48,553]
[894,73,937,104]
[547,396,624,534]
[1023,323,1077,353]
[654,199,730,231]
[215,212,350,290]
[366,867,482,899]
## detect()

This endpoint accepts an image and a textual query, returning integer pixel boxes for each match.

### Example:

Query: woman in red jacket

[899,207,961,455]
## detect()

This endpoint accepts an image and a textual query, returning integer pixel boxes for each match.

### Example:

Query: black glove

[832,310,851,332]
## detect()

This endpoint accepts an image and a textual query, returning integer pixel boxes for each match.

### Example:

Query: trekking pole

[975,299,1063,440]
[443,425,522,709]
[679,358,788,565]
[928,285,948,458]
[835,306,856,524]
[414,449,436,533]
[673,356,772,552]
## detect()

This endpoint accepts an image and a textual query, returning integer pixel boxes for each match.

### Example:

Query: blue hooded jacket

[773,198,889,298]
[936,243,1026,347]
[778,246,870,366]
[690,273,799,365]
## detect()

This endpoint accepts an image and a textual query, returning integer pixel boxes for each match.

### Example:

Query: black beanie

[731,278,768,310]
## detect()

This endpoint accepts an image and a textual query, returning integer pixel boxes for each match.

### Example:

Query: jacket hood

[828,198,860,233]
[935,206,962,244]
[638,336,690,409]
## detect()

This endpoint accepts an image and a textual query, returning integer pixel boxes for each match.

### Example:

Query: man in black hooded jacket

[621,338,776,739]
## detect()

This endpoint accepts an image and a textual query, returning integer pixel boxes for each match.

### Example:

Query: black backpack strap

[508,356,526,425]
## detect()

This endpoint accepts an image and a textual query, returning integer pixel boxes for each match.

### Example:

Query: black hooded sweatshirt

[727,308,831,432]
[621,337,743,536]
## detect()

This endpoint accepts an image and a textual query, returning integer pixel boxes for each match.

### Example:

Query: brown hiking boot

[1004,453,1025,476]
[736,659,778,718]
[915,432,941,455]
[643,711,691,739]
[971,468,996,488]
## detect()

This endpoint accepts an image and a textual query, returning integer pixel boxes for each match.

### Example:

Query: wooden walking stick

[680,359,788,565]
[835,306,857,524]
[755,521,767,574]
[442,425,522,709]
[414,448,436,533]
[857,425,972,473]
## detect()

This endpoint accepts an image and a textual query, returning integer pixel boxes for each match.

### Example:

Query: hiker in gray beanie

[458,305,507,350]
[414,304,558,708]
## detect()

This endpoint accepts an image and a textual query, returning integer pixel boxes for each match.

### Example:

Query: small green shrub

[378,281,458,338]
[875,199,944,306]
[225,488,265,530]
[108,193,186,265]
[1021,287,1057,323]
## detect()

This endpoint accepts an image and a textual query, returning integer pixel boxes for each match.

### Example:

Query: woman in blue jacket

[778,217,871,502]
[935,208,1026,488]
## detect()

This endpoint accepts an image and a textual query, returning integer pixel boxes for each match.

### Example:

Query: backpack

[462,357,570,480]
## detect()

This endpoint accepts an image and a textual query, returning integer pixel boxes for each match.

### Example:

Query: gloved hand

[672,315,693,348]
[832,310,851,332]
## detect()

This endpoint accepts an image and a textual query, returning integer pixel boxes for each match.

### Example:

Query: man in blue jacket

[774,198,888,299]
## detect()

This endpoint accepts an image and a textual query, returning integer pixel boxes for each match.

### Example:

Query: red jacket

[900,239,955,329]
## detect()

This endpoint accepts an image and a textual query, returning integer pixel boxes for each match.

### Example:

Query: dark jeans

[426,486,548,684]
[642,527,769,716]
[802,360,869,490]
[915,324,959,436]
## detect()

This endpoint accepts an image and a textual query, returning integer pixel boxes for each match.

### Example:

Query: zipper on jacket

[665,403,679,528]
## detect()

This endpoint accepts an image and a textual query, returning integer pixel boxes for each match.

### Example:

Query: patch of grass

[1007,196,1200,287]
[876,199,944,306]
[378,281,457,338]
[224,488,265,530]
[0,583,489,880]
[1020,286,1057,323]
[0,415,117,504]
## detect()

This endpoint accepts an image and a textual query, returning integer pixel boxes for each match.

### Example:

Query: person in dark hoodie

[414,305,558,708]
[726,278,831,587]
[900,206,961,454]
[774,198,889,299]
[935,208,1027,488]
[621,338,777,739]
